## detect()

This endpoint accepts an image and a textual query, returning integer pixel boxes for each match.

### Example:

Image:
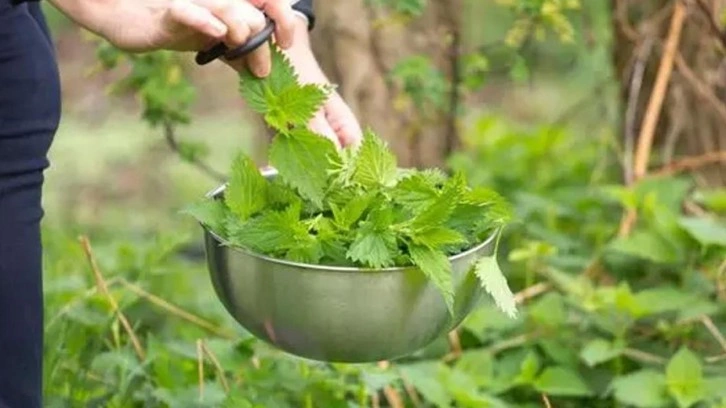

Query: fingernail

[254,64,270,78]
[210,20,226,37]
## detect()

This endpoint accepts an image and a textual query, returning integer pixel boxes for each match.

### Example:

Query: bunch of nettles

[185,46,518,318]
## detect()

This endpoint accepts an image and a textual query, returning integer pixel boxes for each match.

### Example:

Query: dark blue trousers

[0,0,61,407]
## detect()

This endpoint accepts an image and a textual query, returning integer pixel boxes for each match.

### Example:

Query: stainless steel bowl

[202,169,495,363]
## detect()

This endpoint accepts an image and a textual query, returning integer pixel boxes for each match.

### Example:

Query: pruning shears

[194,16,276,65]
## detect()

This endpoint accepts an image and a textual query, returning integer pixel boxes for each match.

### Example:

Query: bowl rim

[202,178,497,274]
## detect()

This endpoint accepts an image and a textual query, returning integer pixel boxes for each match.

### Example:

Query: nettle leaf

[269,128,338,208]
[346,225,397,269]
[611,370,670,408]
[463,186,514,225]
[411,226,467,249]
[267,45,298,93]
[352,130,398,188]
[330,193,375,230]
[608,230,682,264]
[516,350,541,384]
[580,338,623,367]
[666,347,706,408]
[225,153,267,221]
[409,244,455,315]
[411,171,467,230]
[267,83,330,129]
[227,206,307,255]
[533,366,592,397]
[473,256,517,319]
[678,216,726,248]
[182,199,227,234]
[528,292,566,328]
[390,172,440,212]
[399,362,451,407]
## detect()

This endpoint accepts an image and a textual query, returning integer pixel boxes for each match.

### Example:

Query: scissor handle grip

[195,18,275,65]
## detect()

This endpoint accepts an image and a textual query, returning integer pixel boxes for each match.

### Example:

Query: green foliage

[185,46,516,316]
[56,1,725,407]
[447,114,726,408]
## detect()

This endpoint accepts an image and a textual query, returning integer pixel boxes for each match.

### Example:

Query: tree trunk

[302,0,462,168]
[612,0,726,187]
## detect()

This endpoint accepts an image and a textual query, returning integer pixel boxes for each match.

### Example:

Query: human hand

[62,0,298,77]
[282,19,363,148]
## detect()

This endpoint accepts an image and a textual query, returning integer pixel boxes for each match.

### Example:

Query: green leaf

[463,187,514,225]
[266,45,298,94]
[399,362,451,407]
[666,347,706,408]
[411,171,467,230]
[346,230,396,269]
[227,207,306,255]
[516,350,541,384]
[266,83,330,129]
[411,226,467,249]
[633,286,702,316]
[225,153,267,221]
[473,256,517,319]
[608,230,681,264]
[678,216,726,247]
[351,130,398,188]
[533,366,592,397]
[705,377,726,399]
[346,211,397,268]
[528,292,566,328]
[182,199,228,234]
[269,128,338,208]
[409,244,455,315]
[611,370,670,408]
[390,172,440,212]
[580,338,623,367]
[330,193,374,229]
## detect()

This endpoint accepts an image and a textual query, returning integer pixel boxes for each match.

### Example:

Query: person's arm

[47,0,298,76]
[48,0,296,50]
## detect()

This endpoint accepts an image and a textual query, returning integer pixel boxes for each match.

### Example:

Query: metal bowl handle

[195,17,276,66]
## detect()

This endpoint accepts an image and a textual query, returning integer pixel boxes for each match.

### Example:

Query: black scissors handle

[195,18,275,65]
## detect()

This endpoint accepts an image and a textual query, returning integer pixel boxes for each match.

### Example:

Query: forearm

[46,0,119,39]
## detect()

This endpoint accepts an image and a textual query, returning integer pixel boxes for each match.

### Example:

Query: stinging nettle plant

[184,45,519,318]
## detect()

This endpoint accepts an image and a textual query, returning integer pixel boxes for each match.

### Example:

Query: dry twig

[79,236,146,361]
[448,330,463,359]
[649,150,726,177]
[118,278,236,339]
[706,353,726,364]
[401,375,423,407]
[197,339,205,401]
[633,1,687,180]
[620,1,688,237]
[542,394,553,408]
[514,282,551,304]
[674,53,726,125]
[623,348,667,365]
[201,340,231,392]
[377,361,404,408]
[700,315,726,353]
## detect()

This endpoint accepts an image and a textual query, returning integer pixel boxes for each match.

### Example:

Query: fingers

[247,0,296,48]
[185,0,271,76]
[325,94,363,148]
[167,0,228,46]
[308,110,342,150]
